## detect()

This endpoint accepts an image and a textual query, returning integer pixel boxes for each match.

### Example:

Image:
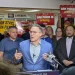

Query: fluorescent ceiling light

[6,10,21,12]
[25,10,40,12]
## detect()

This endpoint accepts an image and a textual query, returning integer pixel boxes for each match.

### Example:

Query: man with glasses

[14,24,53,71]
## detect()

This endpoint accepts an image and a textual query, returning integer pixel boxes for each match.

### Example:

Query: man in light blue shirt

[14,24,53,71]
[30,41,41,63]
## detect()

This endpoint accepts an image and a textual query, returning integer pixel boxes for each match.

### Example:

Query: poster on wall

[60,5,75,29]
[36,13,54,25]
[8,13,14,18]
[0,20,15,34]
[60,5,75,18]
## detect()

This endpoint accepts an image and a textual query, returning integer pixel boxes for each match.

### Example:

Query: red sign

[60,13,75,18]
[60,5,75,18]
[36,13,54,25]
[60,5,75,13]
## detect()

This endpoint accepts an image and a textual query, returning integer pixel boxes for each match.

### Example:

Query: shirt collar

[41,35,48,38]
[67,36,73,40]
[30,40,41,46]
[8,37,18,42]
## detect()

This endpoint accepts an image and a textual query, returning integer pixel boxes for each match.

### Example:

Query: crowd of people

[0,23,75,75]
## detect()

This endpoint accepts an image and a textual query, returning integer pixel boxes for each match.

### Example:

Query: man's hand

[0,52,3,61]
[63,60,73,66]
[42,53,55,63]
[14,50,23,60]
[42,53,49,61]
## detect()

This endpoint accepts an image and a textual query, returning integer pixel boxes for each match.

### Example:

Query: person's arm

[54,40,65,62]
[42,43,58,69]
[0,52,3,60]
[0,39,5,60]
[13,49,23,65]
[71,58,75,64]
[42,42,53,61]
[13,42,23,64]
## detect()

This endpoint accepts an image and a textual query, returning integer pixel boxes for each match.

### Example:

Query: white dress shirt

[66,37,73,57]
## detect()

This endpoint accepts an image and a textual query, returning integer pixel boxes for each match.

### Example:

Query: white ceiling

[0,0,75,9]
[0,8,59,13]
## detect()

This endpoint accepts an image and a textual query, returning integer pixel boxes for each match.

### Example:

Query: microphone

[33,54,36,58]
[47,54,64,68]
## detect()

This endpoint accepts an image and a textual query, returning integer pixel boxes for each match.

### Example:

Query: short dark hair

[39,24,46,28]
[56,27,63,33]
[46,26,53,34]
[8,26,17,32]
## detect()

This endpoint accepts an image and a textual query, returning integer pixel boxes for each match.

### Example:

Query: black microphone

[33,54,36,58]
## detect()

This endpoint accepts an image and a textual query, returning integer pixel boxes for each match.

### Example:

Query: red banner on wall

[60,5,75,13]
[60,13,75,18]
[36,13,54,25]
[60,5,75,18]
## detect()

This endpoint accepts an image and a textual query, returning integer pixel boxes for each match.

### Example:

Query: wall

[0,0,75,9]
[0,0,75,34]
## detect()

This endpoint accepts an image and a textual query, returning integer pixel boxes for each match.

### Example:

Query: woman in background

[46,26,54,39]
[52,27,63,50]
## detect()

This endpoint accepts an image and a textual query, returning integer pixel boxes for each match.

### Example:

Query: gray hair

[30,24,43,33]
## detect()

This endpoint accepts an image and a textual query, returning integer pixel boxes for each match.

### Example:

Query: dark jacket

[55,36,75,71]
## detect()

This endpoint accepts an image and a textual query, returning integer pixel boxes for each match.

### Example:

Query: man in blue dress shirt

[14,24,53,71]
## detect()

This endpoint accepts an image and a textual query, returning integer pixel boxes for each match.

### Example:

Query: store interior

[0,4,75,34]
[0,7,59,34]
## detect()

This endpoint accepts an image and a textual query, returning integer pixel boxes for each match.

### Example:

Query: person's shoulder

[45,37,51,40]
[0,38,9,42]
[52,36,56,40]
[58,37,65,43]
[73,36,75,39]
[44,37,52,43]
[16,37,24,42]
[41,39,52,46]
[20,39,30,44]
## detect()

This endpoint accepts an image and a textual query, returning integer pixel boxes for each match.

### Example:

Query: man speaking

[14,24,53,71]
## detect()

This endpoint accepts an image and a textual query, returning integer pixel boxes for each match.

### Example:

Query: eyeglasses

[29,31,40,34]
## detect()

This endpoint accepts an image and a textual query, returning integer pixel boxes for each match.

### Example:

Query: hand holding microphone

[42,53,49,60]
[43,53,60,64]
[43,53,64,68]
[42,53,54,63]
[14,50,23,60]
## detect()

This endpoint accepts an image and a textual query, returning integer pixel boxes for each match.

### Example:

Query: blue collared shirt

[30,41,41,63]
[0,37,23,62]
